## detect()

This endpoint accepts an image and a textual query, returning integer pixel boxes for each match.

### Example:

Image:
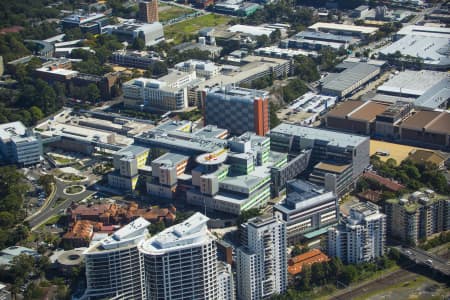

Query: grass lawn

[49,154,75,165]
[65,185,83,194]
[159,5,194,22]
[165,14,232,44]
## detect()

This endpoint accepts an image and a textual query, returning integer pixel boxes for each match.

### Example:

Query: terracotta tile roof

[363,171,405,192]
[288,249,330,276]
[63,220,98,240]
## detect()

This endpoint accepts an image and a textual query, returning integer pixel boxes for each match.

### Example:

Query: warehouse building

[308,22,378,39]
[321,63,380,98]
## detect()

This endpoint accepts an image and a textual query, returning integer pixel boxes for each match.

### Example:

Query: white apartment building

[123,70,197,111]
[218,262,236,300]
[327,202,386,264]
[237,215,287,300]
[82,217,150,300]
[139,212,219,300]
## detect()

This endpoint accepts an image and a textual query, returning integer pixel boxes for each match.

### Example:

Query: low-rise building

[308,22,378,39]
[385,189,450,245]
[0,121,42,166]
[174,59,221,79]
[281,31,354,51]
[274,180,338,245]
[288,249,330,276]
[111,50,162,69]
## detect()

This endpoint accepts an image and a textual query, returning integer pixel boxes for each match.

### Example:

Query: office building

[108,145,149,191]
[274,180,338,245]
[139,0,158,23]
[105,20,164,46]
[139,212,219,300]
[327,202,386,264]
[0,121,42,166]
[82,217,150,300]
[205,86,269,136]
[123,71,197,111]
[385,189,450,245]
[237,215,287,300]
[111,50,163,69]
[270,123,370,194]
[320,62,380,98]
[61,12,109,34]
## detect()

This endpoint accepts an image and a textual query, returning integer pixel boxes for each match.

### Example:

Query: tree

[87,83,101,103]
[340,264,357,285]
[131,38,145,51]
[269,103,280,129]
[311,262,326,285]
[29,106,44,124]
[270,29,281,43]
[148,221,166,235]
[300,265,312,290]
[237,208,262,226]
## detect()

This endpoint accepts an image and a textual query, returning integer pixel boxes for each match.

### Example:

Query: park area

[370,140,426,163]
[158,3,194,22]
[164,14,232,44]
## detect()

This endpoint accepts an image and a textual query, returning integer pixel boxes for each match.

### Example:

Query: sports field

[370,140,426,163]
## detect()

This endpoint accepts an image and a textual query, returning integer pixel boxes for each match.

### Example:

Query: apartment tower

[236,215,287,300]
[139,212,219,300]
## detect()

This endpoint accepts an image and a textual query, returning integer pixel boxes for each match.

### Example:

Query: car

[425,259,433,265]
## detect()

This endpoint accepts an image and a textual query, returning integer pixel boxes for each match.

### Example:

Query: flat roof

[414,78,450,109]
[228,24,275,36]
[378,35,450,67]
[370,139,427,163]
[207,86,268,103]
[348,101,389,122]
[308,22,378,35]
[322,63,379,92]
[314,162,351,173]
[153,152,189,166]
[271,123,369,148]
[0,121,27,140]
[377,70,448,97]
[397,25,450,38]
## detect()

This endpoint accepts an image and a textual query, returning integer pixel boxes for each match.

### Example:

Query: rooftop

[314,162,351,174]
[228,24,275,37]
[270,123,369,148]
[363,171,405,192]
[400,111,444,131]
[139,212,212,254]
[377,70,448,97]
[396,25,450,38]
[379,35,450,68]
[288,249,330,276]
[322,63,380,92]
[88,217,150,252]
[408,149,447,166]
[0,121,27,140]
[207,85,268,103]
[308,22,378,35]
[153,152,189,167]
[414,77,450,109]
[326,100,388,122]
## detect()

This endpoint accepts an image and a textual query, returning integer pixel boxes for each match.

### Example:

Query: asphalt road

[28,178,94,230]
[396,246,450,277]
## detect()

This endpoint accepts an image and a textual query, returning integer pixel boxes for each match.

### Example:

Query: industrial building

[327,202,386,264]
[308,22,378,39]
[399,110,450,149]
[385,189,450,245]
[281,31,354,51]
[321,62,380,98]
[104,20,164,46]
[205,86,269,136]
[379,25,450,70]
[274,180,338,245]
[325,100,390,135]
[0,121,42,166]
[237,215,287,300]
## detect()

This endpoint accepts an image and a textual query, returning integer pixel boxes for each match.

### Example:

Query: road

[27,178,95,230]
[395,246,450,276]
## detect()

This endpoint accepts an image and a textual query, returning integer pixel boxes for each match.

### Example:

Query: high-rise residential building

[139,0,159,23]
[0,121,42,166]
[217,262,236,300]
[237,215,287,300]
[274,179,339,245]
[327,202,386,264]
[82,217,150,300]
[139,212,219,300]
[205,86,269,136]
[385,189,450,245]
